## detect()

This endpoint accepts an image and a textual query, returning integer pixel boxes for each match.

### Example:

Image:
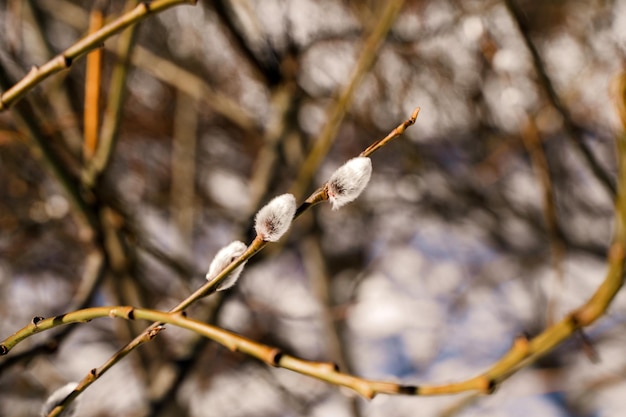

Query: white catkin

[327,157,372,209]
[41,382,79,417]
[254,193,297,242]
[206,241,248,291]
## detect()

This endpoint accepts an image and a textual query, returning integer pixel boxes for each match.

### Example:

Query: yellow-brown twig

[0,0,197,112]
[82,0,140,188]
[360,107,420,157]
[290,0,407,200]
[518,115,565,325]
[83,1,106,162]
[0,306,407,401]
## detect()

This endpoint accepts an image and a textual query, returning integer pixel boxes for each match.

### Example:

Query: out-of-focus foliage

[1,1,626,416]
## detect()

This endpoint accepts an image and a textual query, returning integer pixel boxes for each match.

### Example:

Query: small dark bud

[398,385,419,395]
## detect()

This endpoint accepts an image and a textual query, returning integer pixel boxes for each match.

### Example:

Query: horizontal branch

[0,0,197,111]
[0,306,411,399]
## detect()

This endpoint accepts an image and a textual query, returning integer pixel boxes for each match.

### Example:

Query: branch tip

[410,107,420,122]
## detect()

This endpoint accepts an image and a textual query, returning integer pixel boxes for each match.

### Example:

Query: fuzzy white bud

[206,241,248,291]
[327,157,372,210]
[254,193,296,242]
[41,382,79,417]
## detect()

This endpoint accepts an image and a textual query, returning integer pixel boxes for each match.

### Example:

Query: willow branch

[360,107,420,157]
[0,0,197,111]
[290,0,406,199]
[1,306,409,400]
[32,107,420,416]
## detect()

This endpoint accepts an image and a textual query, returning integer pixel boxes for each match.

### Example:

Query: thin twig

[35,235,265,417]
[100,207,158,375]
[360,107,420,157]
[290,0,407,200]
[82,0,140,188]
[0,250,106,374]
[0,0,197,111]
[518,115,565,325]
[292,108,420,219]
[83,1,106,162]
[301,232,362,417]
[170,90,198,250]
[81,0,138,188]
[128,45,257,129]
[23,0,83,156]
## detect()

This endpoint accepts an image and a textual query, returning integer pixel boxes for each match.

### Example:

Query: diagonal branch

[503,0,616,196]
[0,0,197,111]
